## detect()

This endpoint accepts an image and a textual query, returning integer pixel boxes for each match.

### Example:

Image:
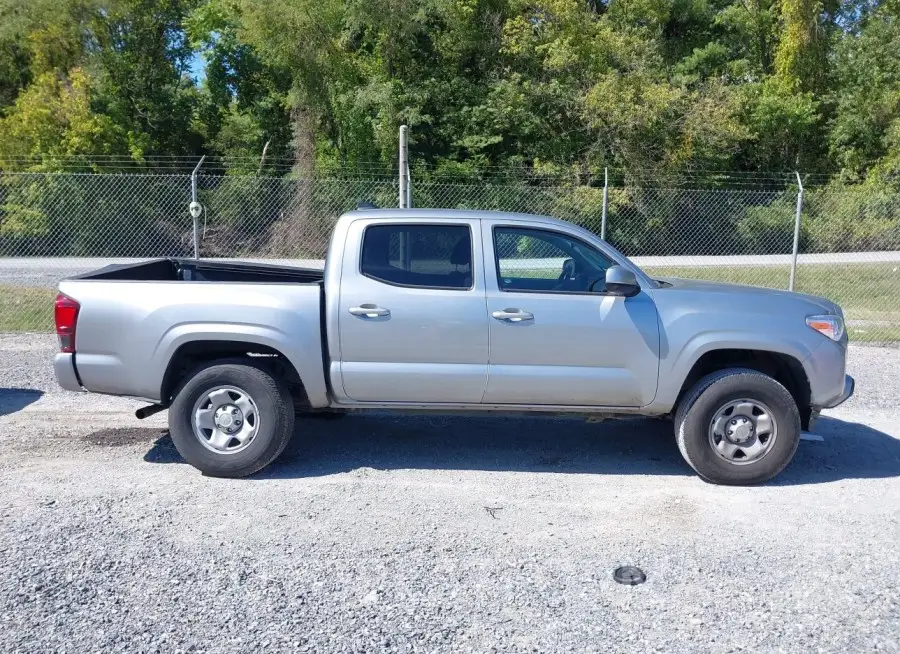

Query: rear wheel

[168,360,294,478]
[675,368,800,485]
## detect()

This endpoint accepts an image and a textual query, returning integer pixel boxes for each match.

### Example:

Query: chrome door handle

[349,304,391,318]
[492,308,534,323]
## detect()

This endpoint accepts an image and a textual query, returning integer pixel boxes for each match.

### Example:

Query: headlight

[806,315,845,341]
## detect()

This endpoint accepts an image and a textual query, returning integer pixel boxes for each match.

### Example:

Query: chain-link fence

[1,171,898,342]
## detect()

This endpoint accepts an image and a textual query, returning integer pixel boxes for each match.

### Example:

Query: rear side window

[360,224,473,289]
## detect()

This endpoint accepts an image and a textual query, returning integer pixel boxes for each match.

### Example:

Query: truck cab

[326,210,660,409]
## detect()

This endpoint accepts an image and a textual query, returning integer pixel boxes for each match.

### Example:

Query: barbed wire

[0,155,869,188]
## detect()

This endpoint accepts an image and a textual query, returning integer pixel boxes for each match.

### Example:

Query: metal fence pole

[190,155,206,259]
[406,155,412,209]
[600,167,608,241]
[398,126,409,209]
[789,171,804,291]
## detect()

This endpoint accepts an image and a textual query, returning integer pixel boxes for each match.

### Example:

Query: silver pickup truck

[53,208,853,484]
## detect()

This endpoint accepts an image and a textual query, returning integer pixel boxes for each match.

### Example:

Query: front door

[481,221,660,407]
[337,218,489,403]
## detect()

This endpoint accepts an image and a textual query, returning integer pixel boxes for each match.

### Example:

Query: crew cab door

[481,220,660,407]
[336,217,488,403]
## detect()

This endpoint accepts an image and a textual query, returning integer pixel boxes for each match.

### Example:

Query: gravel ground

[1,334,899,653]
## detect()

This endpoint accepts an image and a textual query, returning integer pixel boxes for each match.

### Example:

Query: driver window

[494,226,611,293]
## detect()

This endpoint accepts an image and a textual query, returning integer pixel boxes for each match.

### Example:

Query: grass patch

[845,327,900,344]
[0,286,55,332]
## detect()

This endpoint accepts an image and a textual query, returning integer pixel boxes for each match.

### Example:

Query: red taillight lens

[54,293,80,353]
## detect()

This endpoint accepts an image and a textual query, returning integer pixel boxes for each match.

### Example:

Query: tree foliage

[0,0,896,183]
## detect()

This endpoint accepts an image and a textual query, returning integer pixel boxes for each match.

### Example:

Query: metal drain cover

[613,565,646,585]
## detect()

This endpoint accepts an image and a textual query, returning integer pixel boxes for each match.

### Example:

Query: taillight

[55,293,80,353]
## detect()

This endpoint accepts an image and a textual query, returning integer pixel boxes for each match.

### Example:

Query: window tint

[361,224,473,289]
[494,227,612,293]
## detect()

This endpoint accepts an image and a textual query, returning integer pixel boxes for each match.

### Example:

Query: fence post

[600,167,608,241]
[398,125,409,209]
[406,154,412,209]
[190,155,206,260]
[789,171,804,291]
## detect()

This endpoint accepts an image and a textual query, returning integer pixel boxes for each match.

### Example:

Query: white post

[600,167,608,241]
[789,171,804,292]
[190,155,206,260]
[398,126,409,209]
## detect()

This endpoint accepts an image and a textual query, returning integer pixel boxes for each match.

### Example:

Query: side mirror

[604,265,640,297]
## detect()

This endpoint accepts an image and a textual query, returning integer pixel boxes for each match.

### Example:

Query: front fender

[650,329,816,411]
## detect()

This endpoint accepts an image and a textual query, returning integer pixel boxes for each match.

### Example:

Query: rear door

[337,218,489,403]
[481,220,660,407]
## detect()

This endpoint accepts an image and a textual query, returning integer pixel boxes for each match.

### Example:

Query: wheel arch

[674,348,813,429]
[161,340,309,410]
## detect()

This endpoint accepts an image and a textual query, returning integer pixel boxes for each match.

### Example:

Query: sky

[189,51,206,83]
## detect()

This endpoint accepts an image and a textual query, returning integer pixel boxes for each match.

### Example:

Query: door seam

[480,218,491,403]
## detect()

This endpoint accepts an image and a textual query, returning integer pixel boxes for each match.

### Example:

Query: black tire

[674,368,801,485]
[168,360,295,478]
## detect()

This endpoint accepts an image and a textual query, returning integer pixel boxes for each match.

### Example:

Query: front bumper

[807,374,853,432]
[823,374,854,409]
[803,335,854,409]
[54,353,83,392]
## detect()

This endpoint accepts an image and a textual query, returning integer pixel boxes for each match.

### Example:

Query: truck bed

[72,258,325,284]
[57,258,329,406]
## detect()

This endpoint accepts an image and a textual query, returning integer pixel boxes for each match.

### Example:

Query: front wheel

[168,360,295,478]
[674,368,801,485]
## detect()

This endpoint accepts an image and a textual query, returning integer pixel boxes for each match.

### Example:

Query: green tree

[828,0,900,181]
[186,0,292,167]
[0,68,127,165]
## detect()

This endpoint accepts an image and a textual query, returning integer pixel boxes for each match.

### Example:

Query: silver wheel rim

[192,386,260,454]
[708,398,777,466]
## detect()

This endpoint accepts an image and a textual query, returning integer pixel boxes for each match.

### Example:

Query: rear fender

[150,323,329,407]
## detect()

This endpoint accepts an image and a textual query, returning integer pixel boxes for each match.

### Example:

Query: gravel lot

[1,334,899,653]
